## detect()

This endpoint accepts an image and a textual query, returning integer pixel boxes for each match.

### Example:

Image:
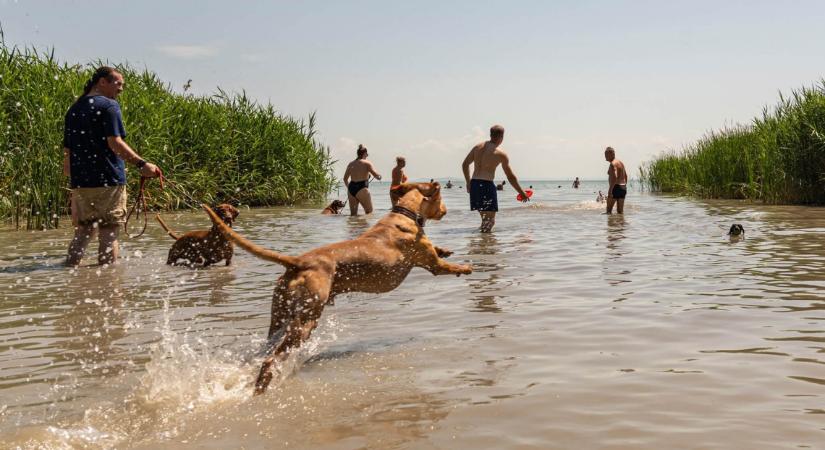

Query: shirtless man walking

[343,144,382,215]
[462,125,529,232]
[604,146,628,214]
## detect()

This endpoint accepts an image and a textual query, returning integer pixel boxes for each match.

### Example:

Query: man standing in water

[389,156,408,206]
[64,66,162,266]
[604,146,628,214]
[343,144,382,215]
[462,125,529,232]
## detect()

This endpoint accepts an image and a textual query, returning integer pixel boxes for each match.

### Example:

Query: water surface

[2,180,824,449]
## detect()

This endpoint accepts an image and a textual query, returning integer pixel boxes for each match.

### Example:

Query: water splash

[137,293,255,413]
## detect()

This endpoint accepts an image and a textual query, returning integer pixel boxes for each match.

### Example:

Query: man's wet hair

[396,156,405,164]
[605,146,615,154]
[490,125,505,140]
[357,144,368,159]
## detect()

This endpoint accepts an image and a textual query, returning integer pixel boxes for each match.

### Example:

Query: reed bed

[641,81,825,204]
[0,40,335,229]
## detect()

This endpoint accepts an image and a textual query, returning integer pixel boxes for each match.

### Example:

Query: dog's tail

[202,204,299,268]
[155,214,180,240]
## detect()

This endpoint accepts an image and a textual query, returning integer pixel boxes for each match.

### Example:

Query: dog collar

[391,205,425,229]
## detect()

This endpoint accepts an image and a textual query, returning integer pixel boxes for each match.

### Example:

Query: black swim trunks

[611,184,627,199]
[470,179,498,212]
[348,180,368,197]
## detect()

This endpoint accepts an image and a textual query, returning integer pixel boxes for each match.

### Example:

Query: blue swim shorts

[470,179,498,212]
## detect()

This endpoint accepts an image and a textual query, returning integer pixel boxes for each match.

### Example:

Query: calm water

[2,180,825,449]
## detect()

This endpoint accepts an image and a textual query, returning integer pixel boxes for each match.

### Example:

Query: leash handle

[124,171,164,239]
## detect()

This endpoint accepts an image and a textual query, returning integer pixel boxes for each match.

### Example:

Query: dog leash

[161,176,210,208]
[124,172,165,238]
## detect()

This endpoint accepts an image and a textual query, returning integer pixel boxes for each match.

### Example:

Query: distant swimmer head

[727,224,745,237]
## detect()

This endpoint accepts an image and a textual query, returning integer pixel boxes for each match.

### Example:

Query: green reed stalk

[641,81,825,204]
[0,40,336,228]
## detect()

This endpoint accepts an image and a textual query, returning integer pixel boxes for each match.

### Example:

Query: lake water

[1,180,825,449]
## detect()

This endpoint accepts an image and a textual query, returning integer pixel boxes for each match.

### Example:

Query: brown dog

[322,199,346,215]
[202,182,472,394]
[157,203,240,267]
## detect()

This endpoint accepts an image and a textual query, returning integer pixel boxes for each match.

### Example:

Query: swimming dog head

[322,199,346,215]
[727,224,745,236]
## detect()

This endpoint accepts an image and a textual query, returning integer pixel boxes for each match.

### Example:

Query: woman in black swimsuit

[342,145,382,215]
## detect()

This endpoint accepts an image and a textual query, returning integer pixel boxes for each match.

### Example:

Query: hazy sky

[3,0,825,180]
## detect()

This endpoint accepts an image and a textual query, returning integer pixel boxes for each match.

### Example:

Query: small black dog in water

[727,224,745,237]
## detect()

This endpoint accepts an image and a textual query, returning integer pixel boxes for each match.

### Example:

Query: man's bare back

[608,160,628,186]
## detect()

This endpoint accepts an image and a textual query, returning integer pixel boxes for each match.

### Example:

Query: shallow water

[1,180,825,449]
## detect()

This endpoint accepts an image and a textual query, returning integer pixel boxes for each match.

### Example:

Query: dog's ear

[426,182,441,200]
[392,183,421,198]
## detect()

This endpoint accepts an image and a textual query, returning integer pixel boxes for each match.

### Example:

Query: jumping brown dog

[157,203,240,267]
[321,199,346,215]
[202,182,472,394]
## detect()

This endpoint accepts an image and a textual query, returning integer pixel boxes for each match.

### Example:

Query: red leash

[124,170,165,238]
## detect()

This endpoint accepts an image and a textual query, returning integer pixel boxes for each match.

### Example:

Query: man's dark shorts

[612,184,627,199]
[470,179,498,212]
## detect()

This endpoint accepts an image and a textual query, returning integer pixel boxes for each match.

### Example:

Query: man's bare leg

[356,189,373,214]
[70,192,78,227]
[606,197,616,214]
[616,199,624,214]
[98,224,120,265]
[480,211,496,233]
[66,223,96,266]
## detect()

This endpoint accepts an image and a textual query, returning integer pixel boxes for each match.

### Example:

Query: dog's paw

[455,264,473,276]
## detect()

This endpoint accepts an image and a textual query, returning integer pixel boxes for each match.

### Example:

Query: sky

[3,0,825,180]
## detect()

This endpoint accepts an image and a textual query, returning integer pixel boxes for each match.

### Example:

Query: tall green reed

[0,39,336,229]
[641,81,825,204]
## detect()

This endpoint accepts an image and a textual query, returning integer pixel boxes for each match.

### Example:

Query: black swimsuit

[348,180,368,197]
